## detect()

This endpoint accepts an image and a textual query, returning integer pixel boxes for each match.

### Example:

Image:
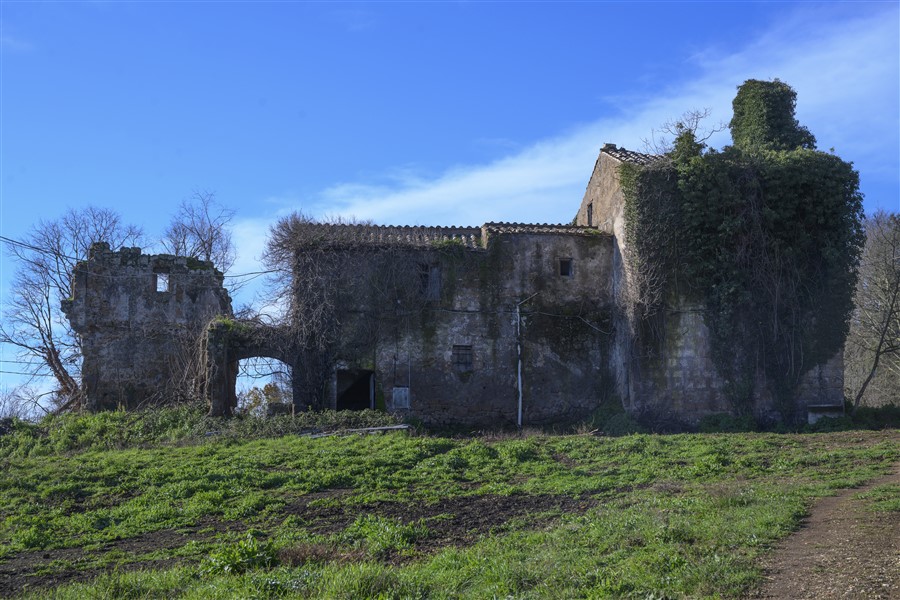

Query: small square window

[452,345,473,372]
[559,258,573,277]
[155,273,170,292]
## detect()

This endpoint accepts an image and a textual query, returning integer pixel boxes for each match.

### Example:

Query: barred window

[419,263,441,300]
[452,345,473,372]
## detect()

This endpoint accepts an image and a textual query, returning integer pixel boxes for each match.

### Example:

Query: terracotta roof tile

[601,143,660,165]
[292,224,483,249]
[289,221,610,250]
[482,222,603,236]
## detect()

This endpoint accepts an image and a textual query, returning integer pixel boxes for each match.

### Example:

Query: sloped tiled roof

[482,222,604,237]
[291,223,484,249]
[287,221,610,251]
[601,143,659,165]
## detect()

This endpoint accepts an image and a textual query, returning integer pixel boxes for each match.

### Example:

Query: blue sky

[1,1,899,390]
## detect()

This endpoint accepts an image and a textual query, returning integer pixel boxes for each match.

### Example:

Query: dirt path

[750,466,900,599]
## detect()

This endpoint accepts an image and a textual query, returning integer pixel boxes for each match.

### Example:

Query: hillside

[0,408,898,599]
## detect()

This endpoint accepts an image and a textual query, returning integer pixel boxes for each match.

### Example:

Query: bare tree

[0,385,51,420]
[641,108,726,155]
[0,207,144,411]
[847,210,900,410]
[161,191,236,273]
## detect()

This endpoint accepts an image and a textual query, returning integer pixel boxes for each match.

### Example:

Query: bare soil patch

[0,517,243,598]
[750,466,900,600]
[0,493,591,597]
[283,492,595,554]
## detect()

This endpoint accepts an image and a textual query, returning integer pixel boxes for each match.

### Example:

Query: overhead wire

[0,234,282,281]
[0,370,55,377]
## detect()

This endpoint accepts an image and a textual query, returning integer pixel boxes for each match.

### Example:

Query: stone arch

[204,319,301,417]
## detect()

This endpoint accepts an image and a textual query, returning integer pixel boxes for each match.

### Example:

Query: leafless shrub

[161,191,236,274]
[641,108,726,155]
[260,212,444,409]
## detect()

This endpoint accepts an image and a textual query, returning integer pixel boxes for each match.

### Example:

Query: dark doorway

[336,369,374,411]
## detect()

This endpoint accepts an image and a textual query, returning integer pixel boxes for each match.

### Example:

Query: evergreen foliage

[620,79,864,418]
[729,79,816,151]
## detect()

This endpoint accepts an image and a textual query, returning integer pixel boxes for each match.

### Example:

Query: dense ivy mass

[621,80,864,419]
[729,79,816,151]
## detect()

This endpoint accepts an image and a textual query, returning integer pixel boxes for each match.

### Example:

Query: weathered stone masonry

[63,242,232,411]
[283,223,618,426]
[574,144,845,423]
[65,143,846,425]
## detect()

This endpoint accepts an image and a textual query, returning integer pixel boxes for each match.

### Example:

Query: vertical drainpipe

[406,313,412,402]
[516,304,523,430]
[516,293,538,430]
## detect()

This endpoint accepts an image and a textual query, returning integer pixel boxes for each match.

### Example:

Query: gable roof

[600,143,659,165]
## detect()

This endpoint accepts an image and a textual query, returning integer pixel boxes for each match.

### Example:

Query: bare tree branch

[0,207,144,411]
[161,191,236,274]
[846,210,900,409]
[642,108,726,155]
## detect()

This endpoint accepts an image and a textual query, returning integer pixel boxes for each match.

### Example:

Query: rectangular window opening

[587,203,594,227]
[452,345,473,372]
[155,273,170,293]
[559,258,573,278]
[418,263,441,300]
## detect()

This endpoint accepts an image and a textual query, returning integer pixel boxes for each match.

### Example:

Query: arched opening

[236,357,293,416]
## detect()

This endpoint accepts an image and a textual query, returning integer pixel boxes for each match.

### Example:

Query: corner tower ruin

[63,242,232,410]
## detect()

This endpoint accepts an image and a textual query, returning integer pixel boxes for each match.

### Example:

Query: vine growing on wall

[262,215,468,409]
[620,80,865,419]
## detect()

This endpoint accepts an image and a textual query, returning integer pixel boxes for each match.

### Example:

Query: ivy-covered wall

[308,227,618,427]
[578,80,863,425]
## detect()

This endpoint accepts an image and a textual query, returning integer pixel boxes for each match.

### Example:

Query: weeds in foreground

[0,406,896,599]
[204,534,278,575]
[854,483,900,513]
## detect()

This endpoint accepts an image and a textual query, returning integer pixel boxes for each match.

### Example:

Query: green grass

[854,483,900,512]
[0,408,896,599]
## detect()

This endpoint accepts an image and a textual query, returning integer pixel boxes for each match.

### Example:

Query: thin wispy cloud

[228,3,898,306]
[307,5,898,226]
[0,32,33,52]
[328,9,376,33]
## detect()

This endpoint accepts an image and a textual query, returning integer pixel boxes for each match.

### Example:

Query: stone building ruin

[573,145,844,424]
[65,143,845,425]
[62,242,232,411]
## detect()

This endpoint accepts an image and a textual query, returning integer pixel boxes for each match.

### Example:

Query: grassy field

[0,407,897,599]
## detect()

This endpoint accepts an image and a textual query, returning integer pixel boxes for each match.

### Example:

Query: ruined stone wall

[312,230,617,426]
[574,148,639,406]
[63,243,232,410]
[624,296,844,425]
[580,146,845,425]
[625,302,730,420]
